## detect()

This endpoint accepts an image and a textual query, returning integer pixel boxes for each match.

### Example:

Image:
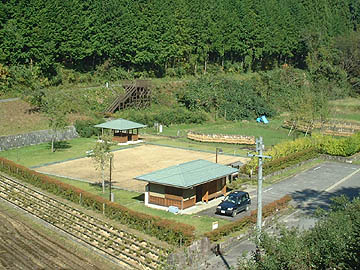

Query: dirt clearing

[37,144,247,192]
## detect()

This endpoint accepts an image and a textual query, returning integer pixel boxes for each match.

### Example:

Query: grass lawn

[0,137,126,168]
[329,97,360,122]
[142,118,294,147]
[144,137,250,157]
[53,176,231,236]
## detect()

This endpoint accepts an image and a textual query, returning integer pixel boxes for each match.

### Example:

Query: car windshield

[224,195,237,204]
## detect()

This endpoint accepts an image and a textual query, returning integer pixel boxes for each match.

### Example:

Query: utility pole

[248,137,271,237]
[216,147,223,163]
[109,156,112,202]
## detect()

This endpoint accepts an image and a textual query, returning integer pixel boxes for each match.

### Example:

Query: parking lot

[197,161,360,220]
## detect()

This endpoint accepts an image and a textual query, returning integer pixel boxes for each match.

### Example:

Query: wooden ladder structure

[105,80,151,113]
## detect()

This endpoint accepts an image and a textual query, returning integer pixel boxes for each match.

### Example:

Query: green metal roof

[94,118,147,130]
[136,159,238,188]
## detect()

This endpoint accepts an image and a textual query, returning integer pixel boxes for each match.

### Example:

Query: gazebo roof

[94,118,147,130]
[135,159,238,189]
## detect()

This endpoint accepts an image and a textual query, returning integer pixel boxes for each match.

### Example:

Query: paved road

[197,161,360,270]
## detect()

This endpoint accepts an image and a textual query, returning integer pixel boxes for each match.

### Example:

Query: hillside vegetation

[0,0,360,140]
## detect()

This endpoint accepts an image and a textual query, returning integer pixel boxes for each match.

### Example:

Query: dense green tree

[334,30,360,93]
[239,196,360,270]
[0,0,358,78]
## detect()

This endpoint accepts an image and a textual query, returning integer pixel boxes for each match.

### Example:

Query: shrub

[242,137,316,175]
[178,75,276,121]
[261,148,319,176]
[75,118,103,138]
[314,132,360,157]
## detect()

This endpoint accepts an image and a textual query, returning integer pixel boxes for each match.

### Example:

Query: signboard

[212,221,218,230]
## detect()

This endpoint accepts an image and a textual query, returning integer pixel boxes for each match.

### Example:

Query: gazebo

[94,118,147,143]
[135,159,238,210]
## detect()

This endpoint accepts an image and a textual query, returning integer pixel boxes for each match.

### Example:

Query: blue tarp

[261,115,269,124]
[168,206,179,213]
[256,115,269,124]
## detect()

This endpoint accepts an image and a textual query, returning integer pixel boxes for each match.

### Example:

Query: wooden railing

[149,195,195,209]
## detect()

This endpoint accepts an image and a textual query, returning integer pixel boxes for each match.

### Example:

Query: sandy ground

[37,144,247,192]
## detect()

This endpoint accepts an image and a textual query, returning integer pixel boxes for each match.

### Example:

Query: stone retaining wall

[168,237,212,269]
[0,126,78,151]
[187,131,256,145]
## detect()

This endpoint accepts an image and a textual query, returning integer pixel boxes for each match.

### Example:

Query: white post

[145,184,149,206]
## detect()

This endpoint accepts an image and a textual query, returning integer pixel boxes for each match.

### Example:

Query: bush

[261,148,319,176]
[242,132,360,177]
[314,132,360,157]
[242,137,316,175]
[241,197,360,270]
[178,75,276,121]
[75,118,103,138]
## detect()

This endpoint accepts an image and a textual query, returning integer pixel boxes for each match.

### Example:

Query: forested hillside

[0,0,359,77]
[1,0,360,129]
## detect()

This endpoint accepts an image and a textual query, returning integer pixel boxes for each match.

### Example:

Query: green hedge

[262,148,319,175]
[315,132,360,157]
[243,132,360,176]
[0,157,195,246]
[241,148,319,176]
[205,195,291,242]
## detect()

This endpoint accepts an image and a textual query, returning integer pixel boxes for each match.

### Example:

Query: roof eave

[136,172,236,189]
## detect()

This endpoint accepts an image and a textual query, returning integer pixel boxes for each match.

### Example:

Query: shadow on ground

[47,141,71,151]
[132,193,144,202]
[290,186,360,213]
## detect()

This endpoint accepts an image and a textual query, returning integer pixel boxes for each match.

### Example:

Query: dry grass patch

[0,100,49,136]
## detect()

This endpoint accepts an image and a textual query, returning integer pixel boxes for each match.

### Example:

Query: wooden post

[79,193,82,204]
[222,178,226,195]
[103,203,105,214]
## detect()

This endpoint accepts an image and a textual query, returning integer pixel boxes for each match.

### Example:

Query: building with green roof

[136,159,238,210]
[94,118,147,143]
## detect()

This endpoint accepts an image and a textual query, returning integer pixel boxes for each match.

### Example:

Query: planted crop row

[0,157,195,246]
[0,174,168,270]
[0,176,163,253]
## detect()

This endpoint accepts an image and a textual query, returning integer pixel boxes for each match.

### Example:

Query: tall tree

[42,91,70,152]
[91,132,114,193]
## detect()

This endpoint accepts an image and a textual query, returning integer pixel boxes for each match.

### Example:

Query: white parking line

[313,166,321,171]
[264,188,273,193]
[325,168,360,192]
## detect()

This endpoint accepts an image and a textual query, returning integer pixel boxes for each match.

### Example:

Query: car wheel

[245,205,249,211]
[231,211,236,217]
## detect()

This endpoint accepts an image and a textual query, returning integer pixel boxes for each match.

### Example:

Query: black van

[216,191,251,217]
